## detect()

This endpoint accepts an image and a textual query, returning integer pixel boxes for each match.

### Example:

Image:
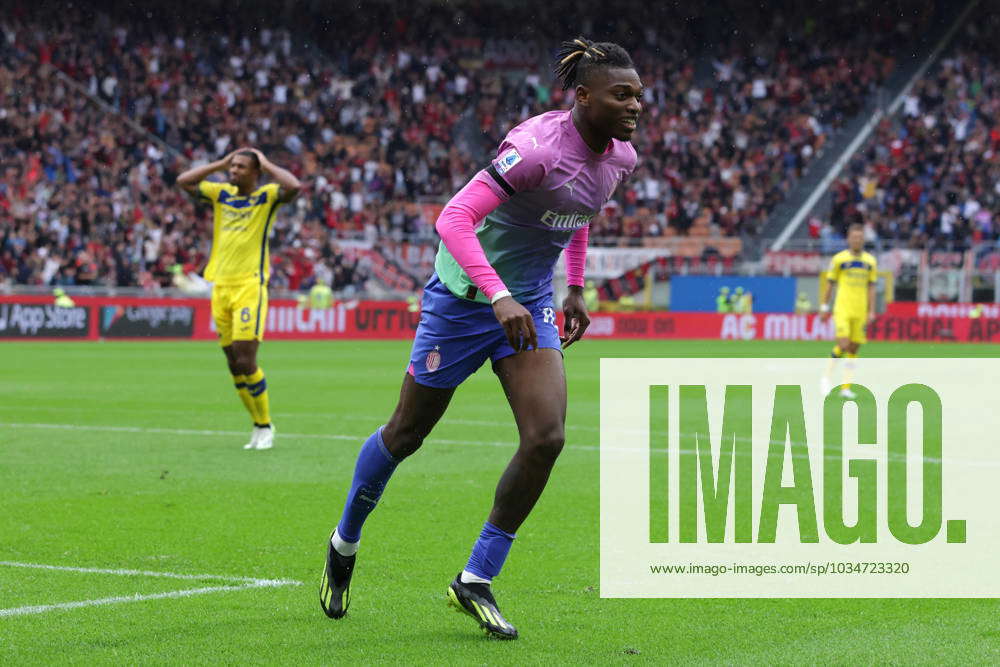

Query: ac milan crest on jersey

[426,346,442,372]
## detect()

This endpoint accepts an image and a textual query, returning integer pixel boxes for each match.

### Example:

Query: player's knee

[232,354,256,376]
[522,425,565,463]
[381,421,424,459]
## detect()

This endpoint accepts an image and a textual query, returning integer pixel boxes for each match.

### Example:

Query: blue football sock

[336,427,398,544]
[464,521,516,581]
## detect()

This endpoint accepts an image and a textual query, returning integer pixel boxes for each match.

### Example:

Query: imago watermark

[599,359,999,597]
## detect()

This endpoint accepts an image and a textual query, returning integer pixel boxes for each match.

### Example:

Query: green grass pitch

[2,339,999,663]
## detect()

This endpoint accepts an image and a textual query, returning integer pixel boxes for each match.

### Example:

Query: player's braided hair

[554,37,633,91]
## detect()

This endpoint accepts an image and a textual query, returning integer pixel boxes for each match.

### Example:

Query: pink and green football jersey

[435,110,637,303]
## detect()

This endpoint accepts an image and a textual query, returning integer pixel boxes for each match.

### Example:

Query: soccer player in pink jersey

[320,37,641,638]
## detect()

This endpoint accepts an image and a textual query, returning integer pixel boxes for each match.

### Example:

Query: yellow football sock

[246,367,271,426]
[232,374,259,424]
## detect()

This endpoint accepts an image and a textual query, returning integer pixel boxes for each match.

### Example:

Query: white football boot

[253,425,275,450]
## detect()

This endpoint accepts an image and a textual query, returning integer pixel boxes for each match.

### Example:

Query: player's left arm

[562,150,633,347]
[249,149,302,203]
[562,225,590,349]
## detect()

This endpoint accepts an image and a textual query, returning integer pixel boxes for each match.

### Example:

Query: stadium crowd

[827,7,1000,250]
[1,0,934,289]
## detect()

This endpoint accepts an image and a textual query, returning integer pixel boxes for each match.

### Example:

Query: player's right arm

[436,179,538,352]
[820,281,836,320]
[435,137,549,352]
[175,150,239,199]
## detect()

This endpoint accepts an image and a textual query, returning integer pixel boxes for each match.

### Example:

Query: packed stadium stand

[0,0,957,293]
[826,3,1000,249]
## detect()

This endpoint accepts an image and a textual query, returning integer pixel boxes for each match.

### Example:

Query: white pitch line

[0,422,359,443]
[0,561,295,585]
[2,404,602,432]
[0,582,292,618]
[3,420,996,466]
[0,561,302,618]
[0,421,600,452]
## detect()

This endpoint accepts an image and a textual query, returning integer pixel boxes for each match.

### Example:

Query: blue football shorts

[407,274,561,388]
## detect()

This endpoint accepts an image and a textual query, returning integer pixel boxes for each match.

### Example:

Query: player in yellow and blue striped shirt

[177,149,301,449]
[820,223,878,398]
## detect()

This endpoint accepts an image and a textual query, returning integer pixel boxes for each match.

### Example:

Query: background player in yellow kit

[820,223,877,399]
[176,148,301,449]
